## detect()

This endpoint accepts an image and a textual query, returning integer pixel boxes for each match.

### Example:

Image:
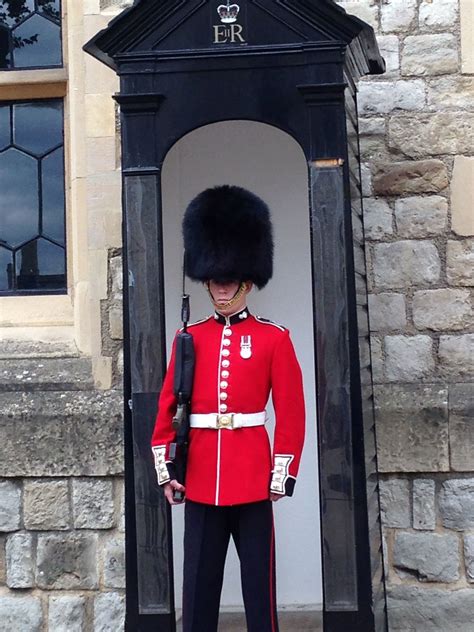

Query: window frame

[0,0,63,71]
[0,0,68,298]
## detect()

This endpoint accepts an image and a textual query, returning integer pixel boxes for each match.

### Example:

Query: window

[0,98,66,294]
[0,0,65,296]
[0,0,62,70]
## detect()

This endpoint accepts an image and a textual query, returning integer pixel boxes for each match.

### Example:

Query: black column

[117,94,176,632]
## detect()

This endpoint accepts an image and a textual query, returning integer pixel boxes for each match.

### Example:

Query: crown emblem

[217,3,240,24]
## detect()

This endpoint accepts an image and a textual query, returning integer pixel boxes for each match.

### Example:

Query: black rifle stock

[170,296,195,502]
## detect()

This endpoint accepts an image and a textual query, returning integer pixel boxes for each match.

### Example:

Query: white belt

[189,411,267,430]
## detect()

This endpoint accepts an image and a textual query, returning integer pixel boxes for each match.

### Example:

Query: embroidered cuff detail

[152,445,171,486]
[270,454,294,495]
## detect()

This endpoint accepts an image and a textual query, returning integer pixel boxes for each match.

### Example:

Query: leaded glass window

[0,98,66,294]
[0,1,62,70]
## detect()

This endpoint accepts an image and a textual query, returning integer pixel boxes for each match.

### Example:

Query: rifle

[169,294,195,502]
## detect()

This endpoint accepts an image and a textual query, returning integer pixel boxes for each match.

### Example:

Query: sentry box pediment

[84,0,384,78]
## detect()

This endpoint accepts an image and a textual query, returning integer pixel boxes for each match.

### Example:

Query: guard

[151,185,305,632]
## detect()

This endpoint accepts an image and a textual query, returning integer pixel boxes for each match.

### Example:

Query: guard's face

[207,280,252,314]
[208,280,241,303]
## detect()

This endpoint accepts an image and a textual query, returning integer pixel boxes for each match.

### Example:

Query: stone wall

[0,1,128,630]
[337,0,473,629]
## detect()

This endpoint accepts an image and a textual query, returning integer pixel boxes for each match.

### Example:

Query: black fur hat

[183,185,273,289]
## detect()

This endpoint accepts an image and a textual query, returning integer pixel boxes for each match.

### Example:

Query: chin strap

[207,281,248,311]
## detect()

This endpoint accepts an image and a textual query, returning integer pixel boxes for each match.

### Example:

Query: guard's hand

[163,480,185,505]
[270,493,285,502]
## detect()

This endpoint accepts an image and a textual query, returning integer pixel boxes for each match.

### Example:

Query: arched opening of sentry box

[161,120,322,624]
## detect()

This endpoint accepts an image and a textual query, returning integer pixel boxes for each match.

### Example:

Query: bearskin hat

[183,185,273,289]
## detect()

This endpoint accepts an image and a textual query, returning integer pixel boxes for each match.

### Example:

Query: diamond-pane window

[16,237,65,290]
[14,100,62,156]
[0,105,9,149]
[0,0,62,70]
[41,147,64,244]
[0,148,38,247]
[0,99,66,294]
[0,245,13,291]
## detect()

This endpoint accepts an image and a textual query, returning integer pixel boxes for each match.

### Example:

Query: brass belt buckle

[217,414,234,429]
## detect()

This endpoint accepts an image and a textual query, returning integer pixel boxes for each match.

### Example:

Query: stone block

[449,384,474,471]
[451,157,474,237]
[109,306,123,340]
[86,136,118,176]
[381,0,417,32]
[419,0,458,31]
[439,479,474,530]
[0,391,123,477]
[100,0,133,12]
[359,118,385,136]
[358,82,394,116]
[438,335,474,378]
[0,596,42,632]
[6,533,34,588]
[36,533,98,589]
[336,1,378,29]
[361,163,372,197]
[85,49,119,96]
[359,117,387,160]
[85,94,116,138]
[375,385,449,473]
[93,356,113,391]
[370,336,384,383]
[465,535,474,583]
[379,478,410,528]
[117,348,124,378]
[72,479,115,529]
[0,481,21,531]
[104,536,125,588]
[117,480,125,533]
[402,34,458,76]
[394,196,448,238]
[363,198,393,240]
[428,77,474,112]
[393,532,459,582]
[413,479,436,531]
[358,80,425,115]
[376,35,399,75]
[24,480,70,530]
[389,114,474,158]
[385,335,434,381]
[413,289,472,331]
[84,0,100,13]
[447,239,474,286]
[461,0,474,74]
[48,596,86,632]
[110,255,123,300]
[368,293,406,331]
[373,160,448,196]
[388,586,474,632]
[0,536,5,584]
[373,241,440,290]
[94,592,125,632]
[0,357,94,392]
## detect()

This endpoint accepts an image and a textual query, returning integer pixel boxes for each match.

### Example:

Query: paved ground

[177,611,323,631]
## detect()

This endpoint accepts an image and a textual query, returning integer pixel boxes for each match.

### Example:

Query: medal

[240,335,252,359]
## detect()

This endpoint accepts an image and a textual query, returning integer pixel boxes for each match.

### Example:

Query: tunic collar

[214,307,250,326]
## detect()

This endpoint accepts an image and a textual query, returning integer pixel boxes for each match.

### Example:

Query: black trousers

[182,500,279,632]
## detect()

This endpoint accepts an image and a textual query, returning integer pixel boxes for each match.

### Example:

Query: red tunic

[151,309,305,506]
